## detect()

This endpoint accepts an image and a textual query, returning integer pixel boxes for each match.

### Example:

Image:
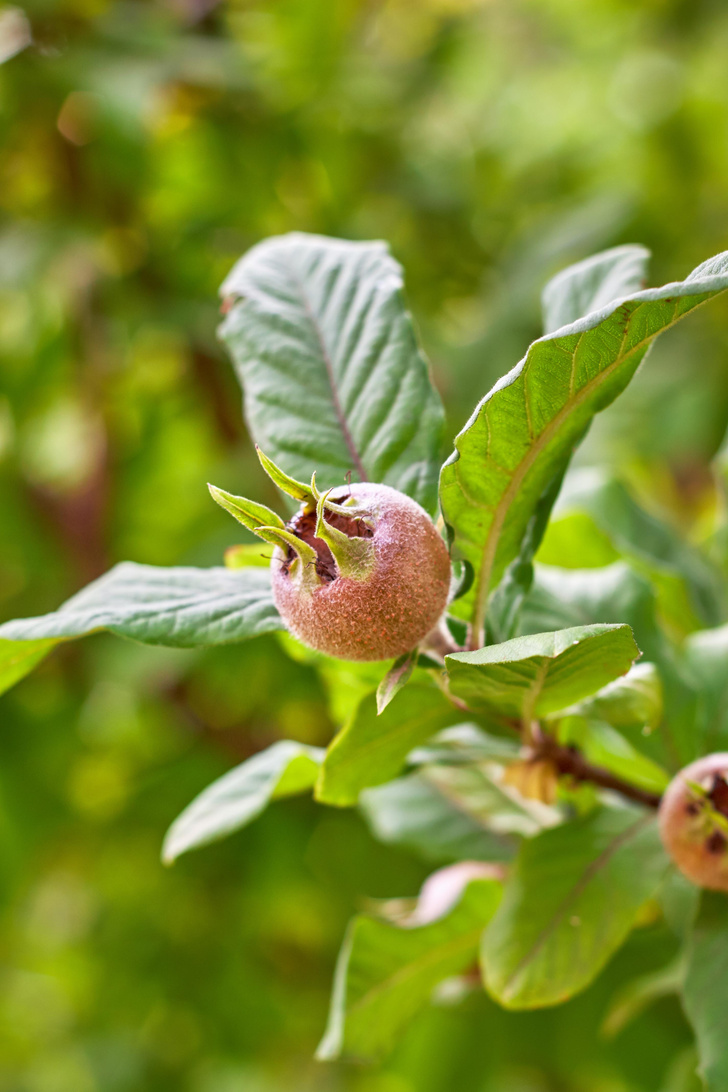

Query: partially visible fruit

[658,753,728,891]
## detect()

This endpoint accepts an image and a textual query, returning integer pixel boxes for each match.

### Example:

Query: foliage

[6,220,728,1087]
[4,2,728,1090]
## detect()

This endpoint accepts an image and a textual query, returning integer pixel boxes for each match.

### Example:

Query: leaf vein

[501,812,653,1001]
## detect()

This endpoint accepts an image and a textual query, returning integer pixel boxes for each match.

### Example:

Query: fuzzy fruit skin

[658,753,728,892]
[271,483,451,661]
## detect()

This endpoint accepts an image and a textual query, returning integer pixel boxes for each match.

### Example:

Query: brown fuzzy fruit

[271,482,450,661]
[658,753,728,891]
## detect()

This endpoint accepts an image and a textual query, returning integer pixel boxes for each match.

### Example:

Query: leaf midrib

[499,812,653,1002]
[465,293,705,643]
[290,266,369,483]
[347,920,484,1021]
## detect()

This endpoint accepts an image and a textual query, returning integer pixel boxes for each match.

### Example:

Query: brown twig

[533,729,662,810]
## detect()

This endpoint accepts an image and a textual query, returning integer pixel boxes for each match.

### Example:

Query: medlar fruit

[209,449,451,662]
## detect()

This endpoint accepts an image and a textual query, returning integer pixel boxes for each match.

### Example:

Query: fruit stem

[420,619,463,661]
[466,620,484,652]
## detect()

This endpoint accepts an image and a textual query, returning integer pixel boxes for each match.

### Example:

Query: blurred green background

[1,0,727,1088]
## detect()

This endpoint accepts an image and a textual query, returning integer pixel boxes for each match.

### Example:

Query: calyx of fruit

[658,753,728,891]
[209,449,451,661]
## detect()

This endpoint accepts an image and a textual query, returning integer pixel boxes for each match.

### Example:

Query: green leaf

[522,564,701,769]
[317,876,501,1061]
[683,892,728,1092]
[446,624,640,720]
[535,511,620,569]
[601,954,684,1038]
[360,772,515,864]
[162,741,324,864]
[554,470,723,631]
[219,233,445,513]
[376,649,417,714]
[541,244,651,335]
[660,870,700,940]
[440,250,728,644]
[559,662,663,732]
[520,563,658,644]
[485,464,568,645]
[408,723,521,766]
[482,806,670,1009]
[683,624,728,753]
[0,637,58,696]
[0,563,283,696]
[315,677,462,807]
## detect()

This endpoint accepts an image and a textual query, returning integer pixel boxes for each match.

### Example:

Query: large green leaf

[440,250,728,643]
[517,562,703,768]
[315,677,462,807]
[519,562,659,647]
[162,741,324,864]
[219,233,445,513]
[317,876,502,1061]
[446,624,639,720]
[482,806,669,1008]
[552,470,723,631]
[541,244,650,335]
[0,563,282,696]
[683,624,728,753]
[360,772,515,864]
[682,892,728,1092]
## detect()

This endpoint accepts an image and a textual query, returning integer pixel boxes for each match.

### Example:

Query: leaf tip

[160,838,179,867]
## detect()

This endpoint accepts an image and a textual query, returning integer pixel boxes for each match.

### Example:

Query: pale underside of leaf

[0,563,282,696]
[359,771,516,863]
[162,740,324,863]
[541,244,651,335]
